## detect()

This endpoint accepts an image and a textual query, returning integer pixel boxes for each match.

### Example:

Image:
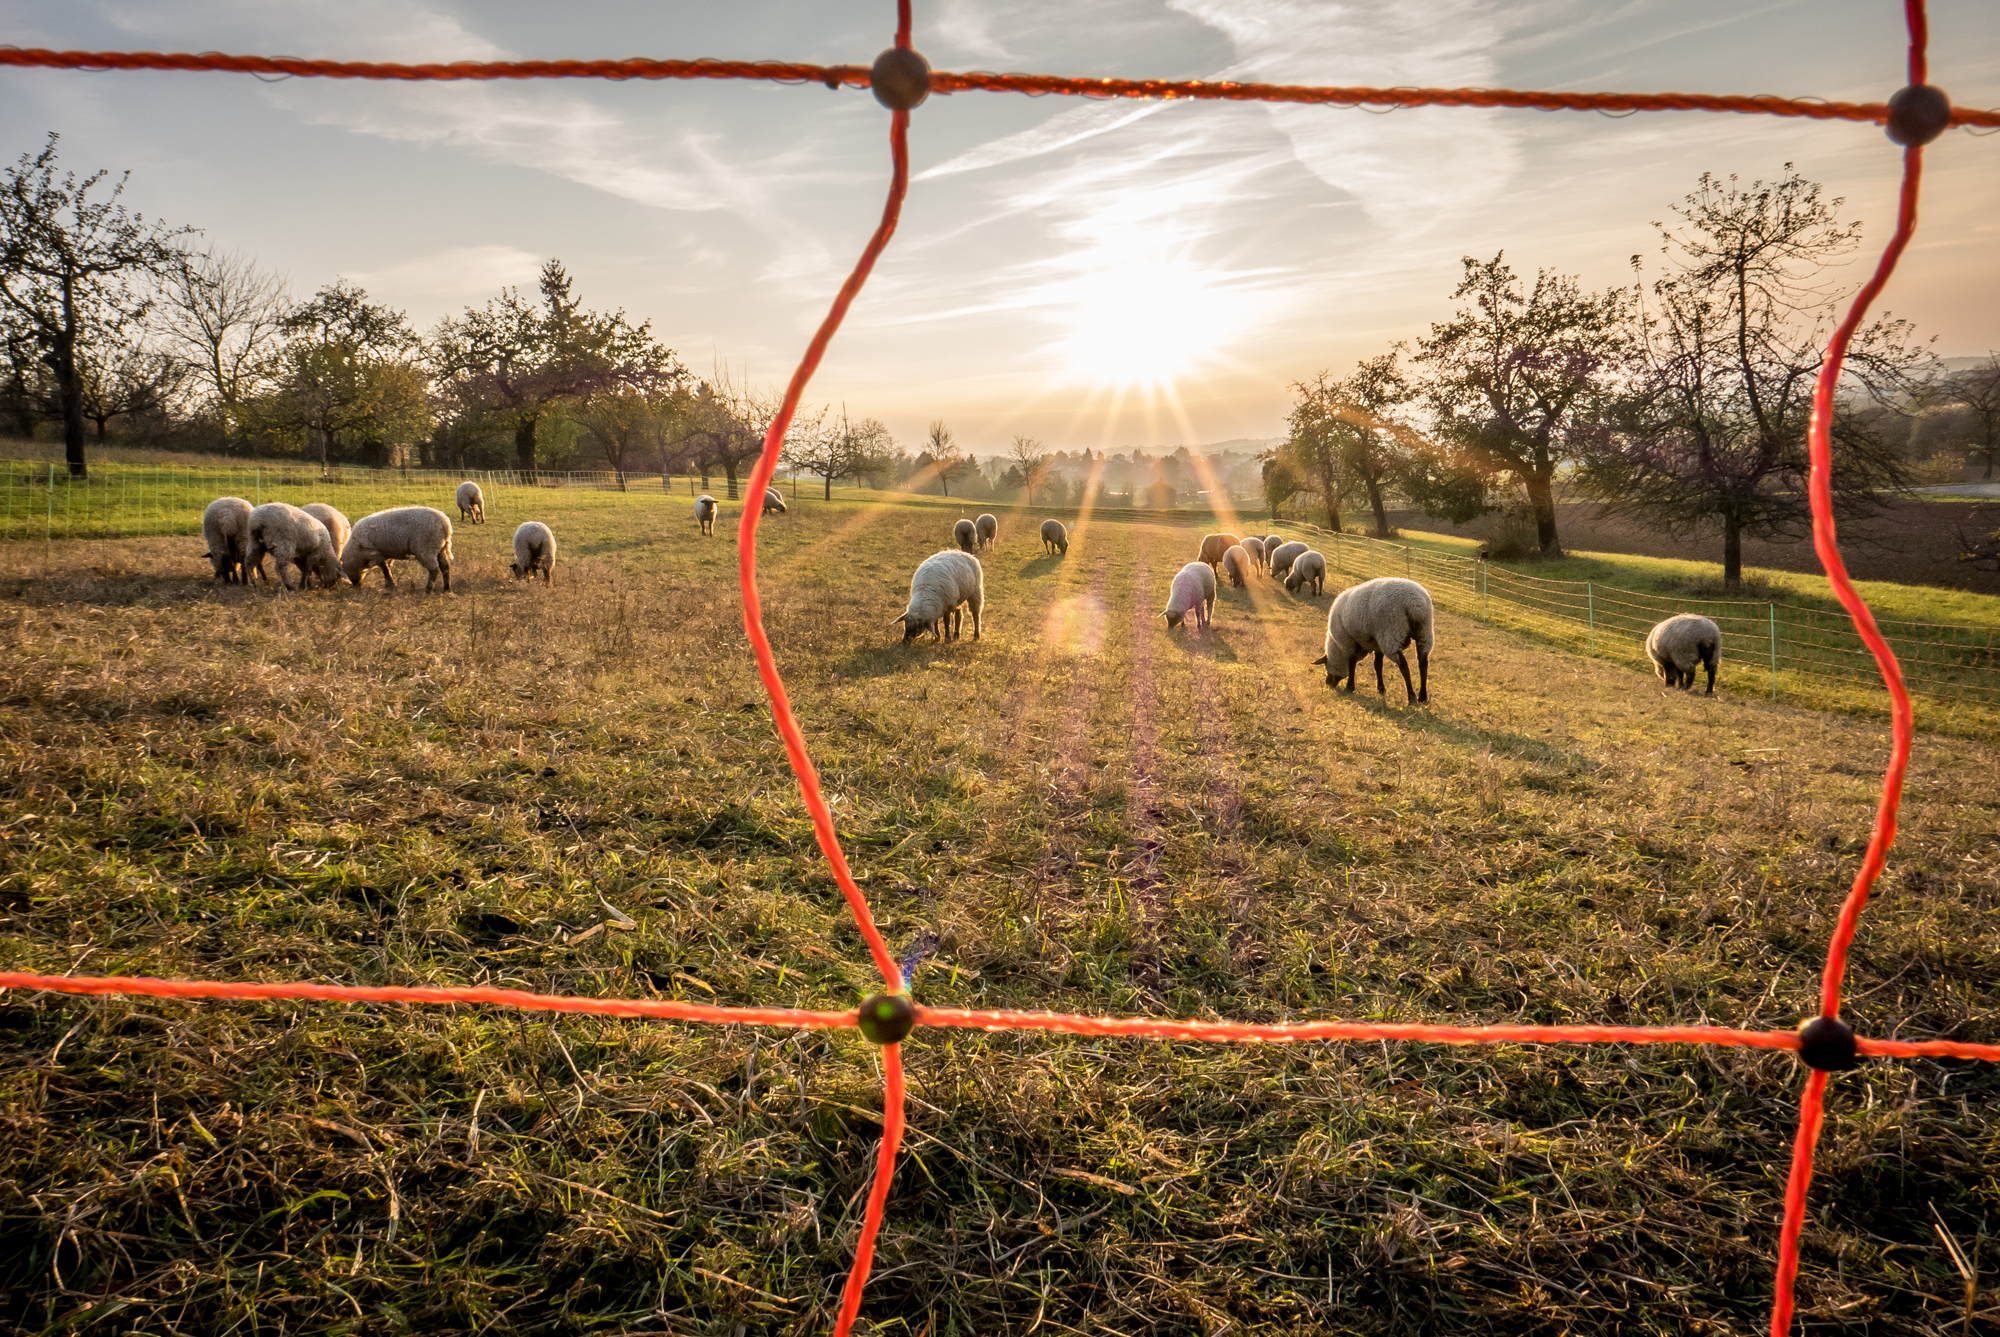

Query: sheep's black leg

[1393,651,1416,704]
[1374,652,1387,696]
[1345,653,1362,693]
[1416,643,1429,703]
[1703,651,1716,695]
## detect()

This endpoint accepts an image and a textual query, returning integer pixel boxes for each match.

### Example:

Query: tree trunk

[1364,471,1390,537]
[1723,511,1743,588]
[514,415,538,472]
[1524,470,1561,556]
[823,473,832,501]
[49,335,87,479]
[723,460,739,500]
[1322,491,1342,534]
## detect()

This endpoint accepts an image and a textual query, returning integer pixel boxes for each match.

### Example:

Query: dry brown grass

[1,493,1997,1336]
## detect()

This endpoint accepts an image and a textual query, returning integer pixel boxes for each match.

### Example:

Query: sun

[1050,255,1251,390]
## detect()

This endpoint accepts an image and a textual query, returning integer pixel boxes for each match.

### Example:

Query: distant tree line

[1267,165,1997,587]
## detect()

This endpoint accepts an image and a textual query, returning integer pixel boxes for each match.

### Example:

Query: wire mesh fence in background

[1283,524,2000,733]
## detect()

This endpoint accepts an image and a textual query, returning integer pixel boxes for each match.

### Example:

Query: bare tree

[159,247,288,436]
[0,133,190,476]
[1946,356,2000,480]
[784,407,882,499]
[1581,168,1928,586]
[579,389,662,487]
[666,367,819,499]
[1007,433,1052,505]
[918,419,973,496]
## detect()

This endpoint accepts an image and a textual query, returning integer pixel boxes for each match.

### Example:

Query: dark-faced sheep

[763,487,788,515]
[1040,519,1069,555]
[511,520,557,584]
[1268,540,1309,580]
[342,506,455,593]
[202,497,253,584]
[1284,550,1327,596]
[455,481,485,525]
[1314,576,1433,704]
[1162,561,1217,631]
[1198,532,1242,572]
[895,550,985,642]
[1221,544,1252,588]
[1646,614,1720,694]
[954,518,978,552]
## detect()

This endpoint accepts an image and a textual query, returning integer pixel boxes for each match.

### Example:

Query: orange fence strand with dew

[0,1,1990,1332]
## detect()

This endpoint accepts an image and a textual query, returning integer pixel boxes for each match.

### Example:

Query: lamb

[510,520,557,584]
[1040,519,1069,555]
[763,487,788,515]
[244,502,342,591]
[976,513,998,550]
[1268,540,1309,580]
[1240,536,1266,571]
[893,549,984,642]
[954,518,978,552]
[341,505,455,593]
[1646,614,1721,694]
[1221,544,1252,588]
[455,480,485,525]
[1162,560,1217,631]
[696,494,718,536]
[1284,550,1327,596]
[201,496,253,584]
[1198,532,1243,571]
[301,503,351,558]
[1313,576,1433,704]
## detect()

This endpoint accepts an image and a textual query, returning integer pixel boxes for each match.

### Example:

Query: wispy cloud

[931,0,1023,64]
[345,243,542,313]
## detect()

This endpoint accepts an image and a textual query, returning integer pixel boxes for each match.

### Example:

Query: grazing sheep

[1198,532,1243,572]
[762,487,788,515]
[1646,614,1721,694]
[341,505,455,593]
[1284,550,1327,596]
[1240,536,1266,571]
[510,520,557,584]
[455,480,486,525]
[894,549,985,642]
[245,502,342,591]
[202,496,253,584]
[1313,576,1433,704]
[975,513,998,550]
[1268,540,1309,580]
[1040,519,1069,555]
[696,494,718,536]
[1162,560,1217,631]
[301,503,351,558]
[1221,544,1252,588]
[954,518,978,552]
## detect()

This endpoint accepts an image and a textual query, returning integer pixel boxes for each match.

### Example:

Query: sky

[2,0,1997,456]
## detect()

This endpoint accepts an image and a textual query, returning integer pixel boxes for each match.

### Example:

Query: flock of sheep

[200,480,557,593]
[200,482,1724,702]
[879,516,1722,704]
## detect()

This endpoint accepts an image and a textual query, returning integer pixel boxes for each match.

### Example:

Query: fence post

[1480,560,1488,620]
[1769,602,1779,699]
[1587,582,1595,654]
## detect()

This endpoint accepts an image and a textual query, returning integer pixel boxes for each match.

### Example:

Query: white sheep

[1646,614,1721,694]
[1221,544,1252,588]
[1162,560,1217,631]
[953,518,978,552]
[245,502,343,591]
[1040,519,1069,555]
[1198,532,1243,572]
[301,503,351,558]
[511,520,557,584]
[1240,536,1266,571]
[763,487,788,515]
[341,506,455,593]
[202,496,253,584]
[1268,540,1309,580]
[894,549,985,642]
[1313,576,1433,704]
[696,494,718,536]
[455,480,486,525]
[1261,533,1284,567]
[975,513,998,550]
[1284,550,1327,596]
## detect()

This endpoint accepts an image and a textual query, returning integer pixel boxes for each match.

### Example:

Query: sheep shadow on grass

[1340,693,1580,767]
[1167,627,1240,663]
[830,640,983,680]
[1016,554,1065,578]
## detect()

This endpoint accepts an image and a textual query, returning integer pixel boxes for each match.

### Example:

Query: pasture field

[1,494,1998,1336]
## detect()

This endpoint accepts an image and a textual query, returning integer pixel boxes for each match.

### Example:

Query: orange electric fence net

[0,1,1993,1332]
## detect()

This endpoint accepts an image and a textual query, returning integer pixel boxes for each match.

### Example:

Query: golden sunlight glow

[1050,256,1252,390]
